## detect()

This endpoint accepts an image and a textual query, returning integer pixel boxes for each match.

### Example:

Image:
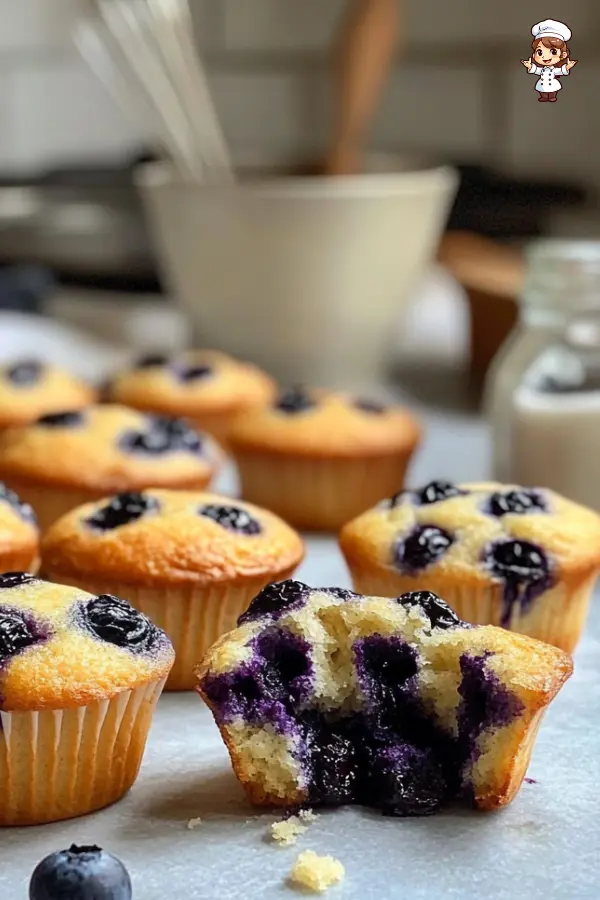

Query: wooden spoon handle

[325,0,400,175]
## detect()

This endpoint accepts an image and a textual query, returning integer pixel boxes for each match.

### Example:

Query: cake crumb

[289,850,345,893]
[187,817,203,830]
[271,809,317,846]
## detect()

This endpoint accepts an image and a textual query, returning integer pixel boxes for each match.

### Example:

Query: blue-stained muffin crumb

[202,588,524,817]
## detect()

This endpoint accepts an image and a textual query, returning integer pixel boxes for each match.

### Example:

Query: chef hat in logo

[531,19,572,42]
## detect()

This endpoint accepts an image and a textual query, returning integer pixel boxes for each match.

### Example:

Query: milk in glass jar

[485,240,600,509]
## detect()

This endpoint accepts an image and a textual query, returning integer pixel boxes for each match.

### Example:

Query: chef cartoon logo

[522,19,577,102]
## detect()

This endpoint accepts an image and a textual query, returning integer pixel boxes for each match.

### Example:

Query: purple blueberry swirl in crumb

[203,587,524,816]
[482,539,554,627]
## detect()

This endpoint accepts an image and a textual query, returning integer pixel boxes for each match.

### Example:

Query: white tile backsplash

[9,57,143,170]
[0,0,91,52]
[372,67,485,154]
[0,0,595,196]
[221,0,344,51]
[406,0,596,43]
[211,72,324,153]
[504,63,600,187]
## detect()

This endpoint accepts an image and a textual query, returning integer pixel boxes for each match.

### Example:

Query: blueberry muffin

[106,350,276,447]
[0,359,95,429]
[0,481,39,572]
[0,572,173,825]
[0,405,220,531]
[197,581,571,814]
[41,490,305,690]
[228,387,421,531]
[339,481,600,652]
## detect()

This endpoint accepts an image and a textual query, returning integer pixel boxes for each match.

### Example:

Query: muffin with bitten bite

[196,580,571,815]
[0,359,95,429]
[0,572,173,825]
[0,404,220,531]
[228,386,421,531]
[106,350,276,447]
[339,480,600,652]
[41,490,305,690]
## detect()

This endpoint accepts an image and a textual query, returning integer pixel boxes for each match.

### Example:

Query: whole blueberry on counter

[29,845,132,899]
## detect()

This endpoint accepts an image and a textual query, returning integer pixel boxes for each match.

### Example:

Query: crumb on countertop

[271,809,317,846]
[289,850,345,893]
[187,817,203,830]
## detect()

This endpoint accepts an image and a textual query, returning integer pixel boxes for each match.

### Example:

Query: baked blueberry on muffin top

[228,389,422,531]
[106,350,276,446]
[197,581,571,815]
[0,575,173,709]
[0,360,95,428]
[340,481,600,650]
[0,404,218,495]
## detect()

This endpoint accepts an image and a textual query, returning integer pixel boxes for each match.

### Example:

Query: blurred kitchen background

[0,0,599,401]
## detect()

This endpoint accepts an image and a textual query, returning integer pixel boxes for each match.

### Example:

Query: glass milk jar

[485,240,600,508]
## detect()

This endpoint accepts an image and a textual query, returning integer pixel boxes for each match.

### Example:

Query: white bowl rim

[136,159,458,200]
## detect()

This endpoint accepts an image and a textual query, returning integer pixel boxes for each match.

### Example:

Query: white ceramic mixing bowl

[137,156,457,387]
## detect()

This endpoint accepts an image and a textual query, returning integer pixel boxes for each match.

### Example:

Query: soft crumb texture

[289,850,345,893]
[271,811,315,845]
[187,817,203,830]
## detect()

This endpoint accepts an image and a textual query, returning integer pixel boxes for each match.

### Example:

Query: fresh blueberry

[0,571,37,589]
[29,844,132,900]
[487,489,547,517]
[175,363,213,382]
[396,590,463,630]
[394,525,454,574]
[238,579,311,626]
[0,607,46,663]
[199,504,261,534]
[37,410,85,428]
[6,359,43,386]
[85,492,158,531]
[119,415,202,455]
[274,386,316,414]
[80,594,157,652]
[367,744,446,816]
[353,397,387,414]
[417,480,464,505]
[134,352,169,369]
[0,482,36,524]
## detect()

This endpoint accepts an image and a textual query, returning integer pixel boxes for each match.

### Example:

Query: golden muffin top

[0,573,174,710]
[339,480,600,587]
[41,489,305,587]
[0,359,95,428]
[0,404,219,492]
[107,350,276,416]
[0,481,39,552]
[228,387,421,457]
